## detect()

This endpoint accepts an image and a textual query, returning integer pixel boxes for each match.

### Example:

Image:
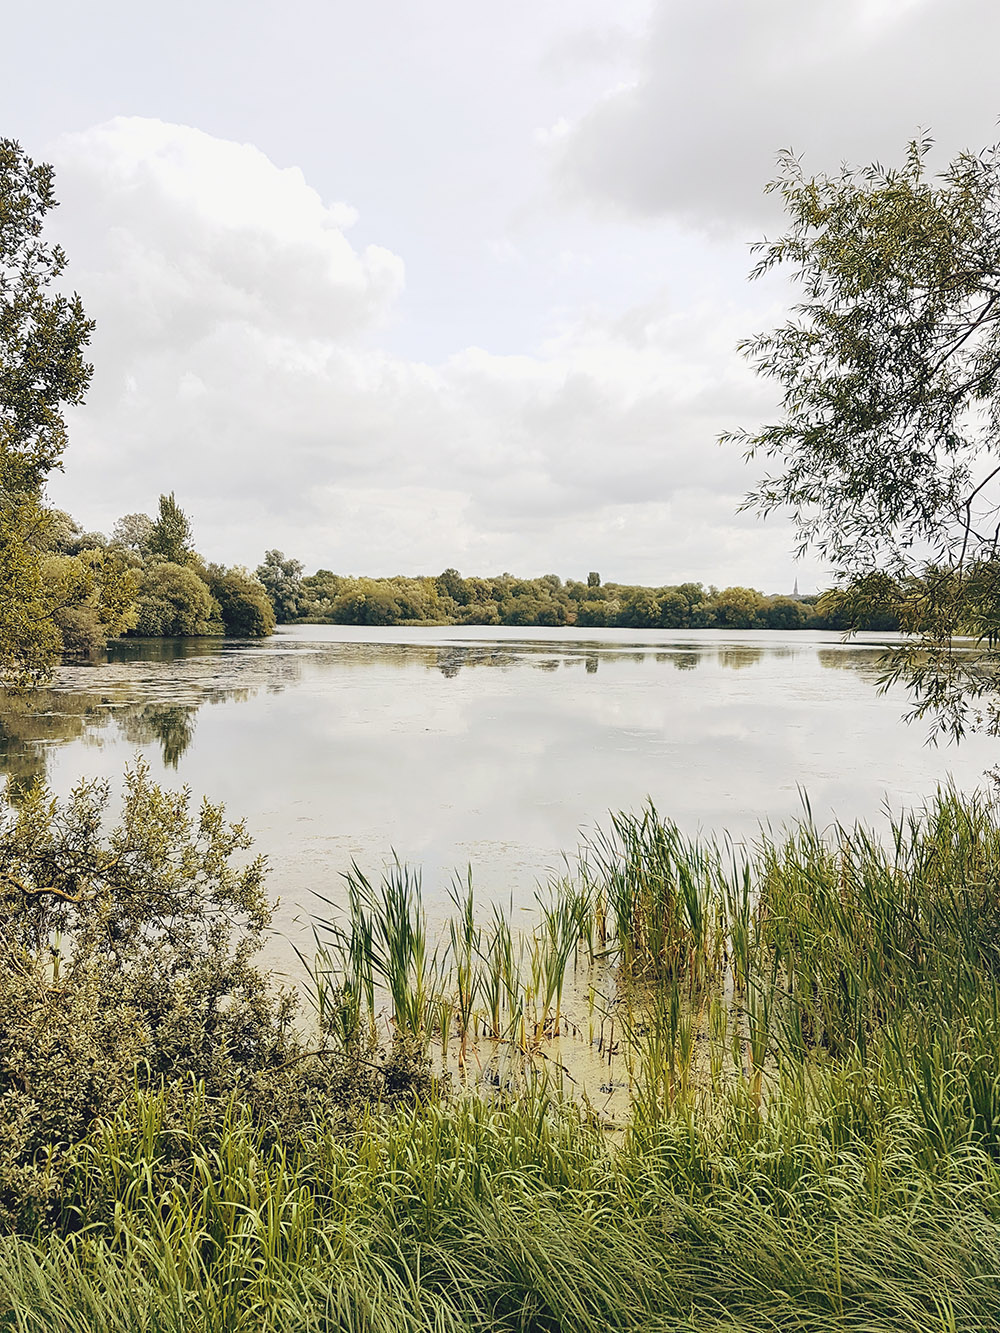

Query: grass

[6,784,1000,1330]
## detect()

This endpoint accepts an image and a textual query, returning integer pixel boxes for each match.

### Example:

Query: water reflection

[2,625,993,948]
[0,689,108,794]
[107,636,231,664]
[0,692,201,787]
[0,629,956,821]
[718,647,764,670]
[118,703,199,768]
[0,645,304,788]
[816,647,891,682]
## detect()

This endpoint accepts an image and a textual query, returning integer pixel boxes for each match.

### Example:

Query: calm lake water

[2,625,996,957]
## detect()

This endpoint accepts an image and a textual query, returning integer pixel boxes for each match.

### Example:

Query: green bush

[205,565,276,637]
[133,562,222,636]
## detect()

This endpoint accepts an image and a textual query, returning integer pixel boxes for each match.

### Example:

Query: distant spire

[793,576,799,597]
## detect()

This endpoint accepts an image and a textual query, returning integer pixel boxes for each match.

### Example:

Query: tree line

[38,506,904,652]
[284,566,870,631]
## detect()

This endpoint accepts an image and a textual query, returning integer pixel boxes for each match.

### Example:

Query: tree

[0,761,296,1224]
[501,594,545,626]
[658,590,690,628]
[536,598,568,626]
[0,142,93,494]
[44,509,100,555]
[330,580,400,626]
[575,600,610,627]
[459,599,500,625]
[256,549,304,623]
[147,492,194,564]
[436,568,468,604]
[297,568,342,620]
[205,564,276,638]
[110,511,154,559]
[727,136,1000,738]
[0,140,95,684]
[763,595,807,630]
[132,562,222,636]
[712,587,767,629]
[618,587,661,628]
[43,547,139,655]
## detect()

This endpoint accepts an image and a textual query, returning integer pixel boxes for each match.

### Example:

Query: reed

[311,858,443,1047]
[446,871,479,1070]
[9,786,1000,1330]
[581,802,727,986]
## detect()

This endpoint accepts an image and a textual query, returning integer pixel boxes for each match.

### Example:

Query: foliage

[147,492,194,565]
[436,567,468,604]
[0,497,63,684]
[711,585,768,629]
[0,141,94,685]
[727,135,1000,736]
[205,564,275,638]
[0,763,431,1232]
[294,567,834,631]
[42,548,139,656]
[133,561,222,637]
[617,587,661,628]
[109,511,153,560]
[0,760,278,1226]
[6,790,1000,1327]
[44,509,105,556]
[0,510,140,665]
[0,141,94,496]
[255,550,303,624]
[763,594,807,629]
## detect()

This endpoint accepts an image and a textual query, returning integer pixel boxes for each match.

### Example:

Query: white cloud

[54,118,403,354]
[553,0,1000,228]
[46,116,814,590]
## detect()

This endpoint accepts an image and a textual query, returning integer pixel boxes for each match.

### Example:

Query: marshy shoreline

[4,782,1000,1330]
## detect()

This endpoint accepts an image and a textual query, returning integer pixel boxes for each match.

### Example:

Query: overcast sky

[4,0,999,589]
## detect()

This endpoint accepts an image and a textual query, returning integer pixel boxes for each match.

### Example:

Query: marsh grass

[8,785,1000,1330]
[297,786,1000,1134]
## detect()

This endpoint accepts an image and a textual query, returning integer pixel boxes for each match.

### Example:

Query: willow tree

[0,139,94,683]
[727,136,1000,739]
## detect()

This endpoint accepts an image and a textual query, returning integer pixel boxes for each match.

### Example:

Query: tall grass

[301,786,1000,1133]
[8,785,1000,1330]
[6,1076,1000,1332]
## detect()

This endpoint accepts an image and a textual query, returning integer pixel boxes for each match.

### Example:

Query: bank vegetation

[3,768,1000,1330]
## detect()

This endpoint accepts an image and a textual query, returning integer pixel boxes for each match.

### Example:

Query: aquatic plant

[8,785,1000,1329]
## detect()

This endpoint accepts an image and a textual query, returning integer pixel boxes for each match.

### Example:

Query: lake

[2,625,995,962]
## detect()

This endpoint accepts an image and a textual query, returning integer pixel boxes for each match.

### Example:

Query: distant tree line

[38,504,907,658]
[279,565,900,632]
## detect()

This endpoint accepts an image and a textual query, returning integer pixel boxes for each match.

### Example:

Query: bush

[0,762,432,1230]
[133,562,222,636]
[577,599,610,627]
[206,565,276,637]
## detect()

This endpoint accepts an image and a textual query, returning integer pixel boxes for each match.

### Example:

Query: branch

[927,292,1000,380]
[0,873,90,905]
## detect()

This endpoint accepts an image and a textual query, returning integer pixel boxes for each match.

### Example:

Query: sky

[3,0,999,590]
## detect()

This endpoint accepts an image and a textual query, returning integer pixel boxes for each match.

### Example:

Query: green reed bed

[6,786,1000,1330]
[5,1079,1000,1332]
